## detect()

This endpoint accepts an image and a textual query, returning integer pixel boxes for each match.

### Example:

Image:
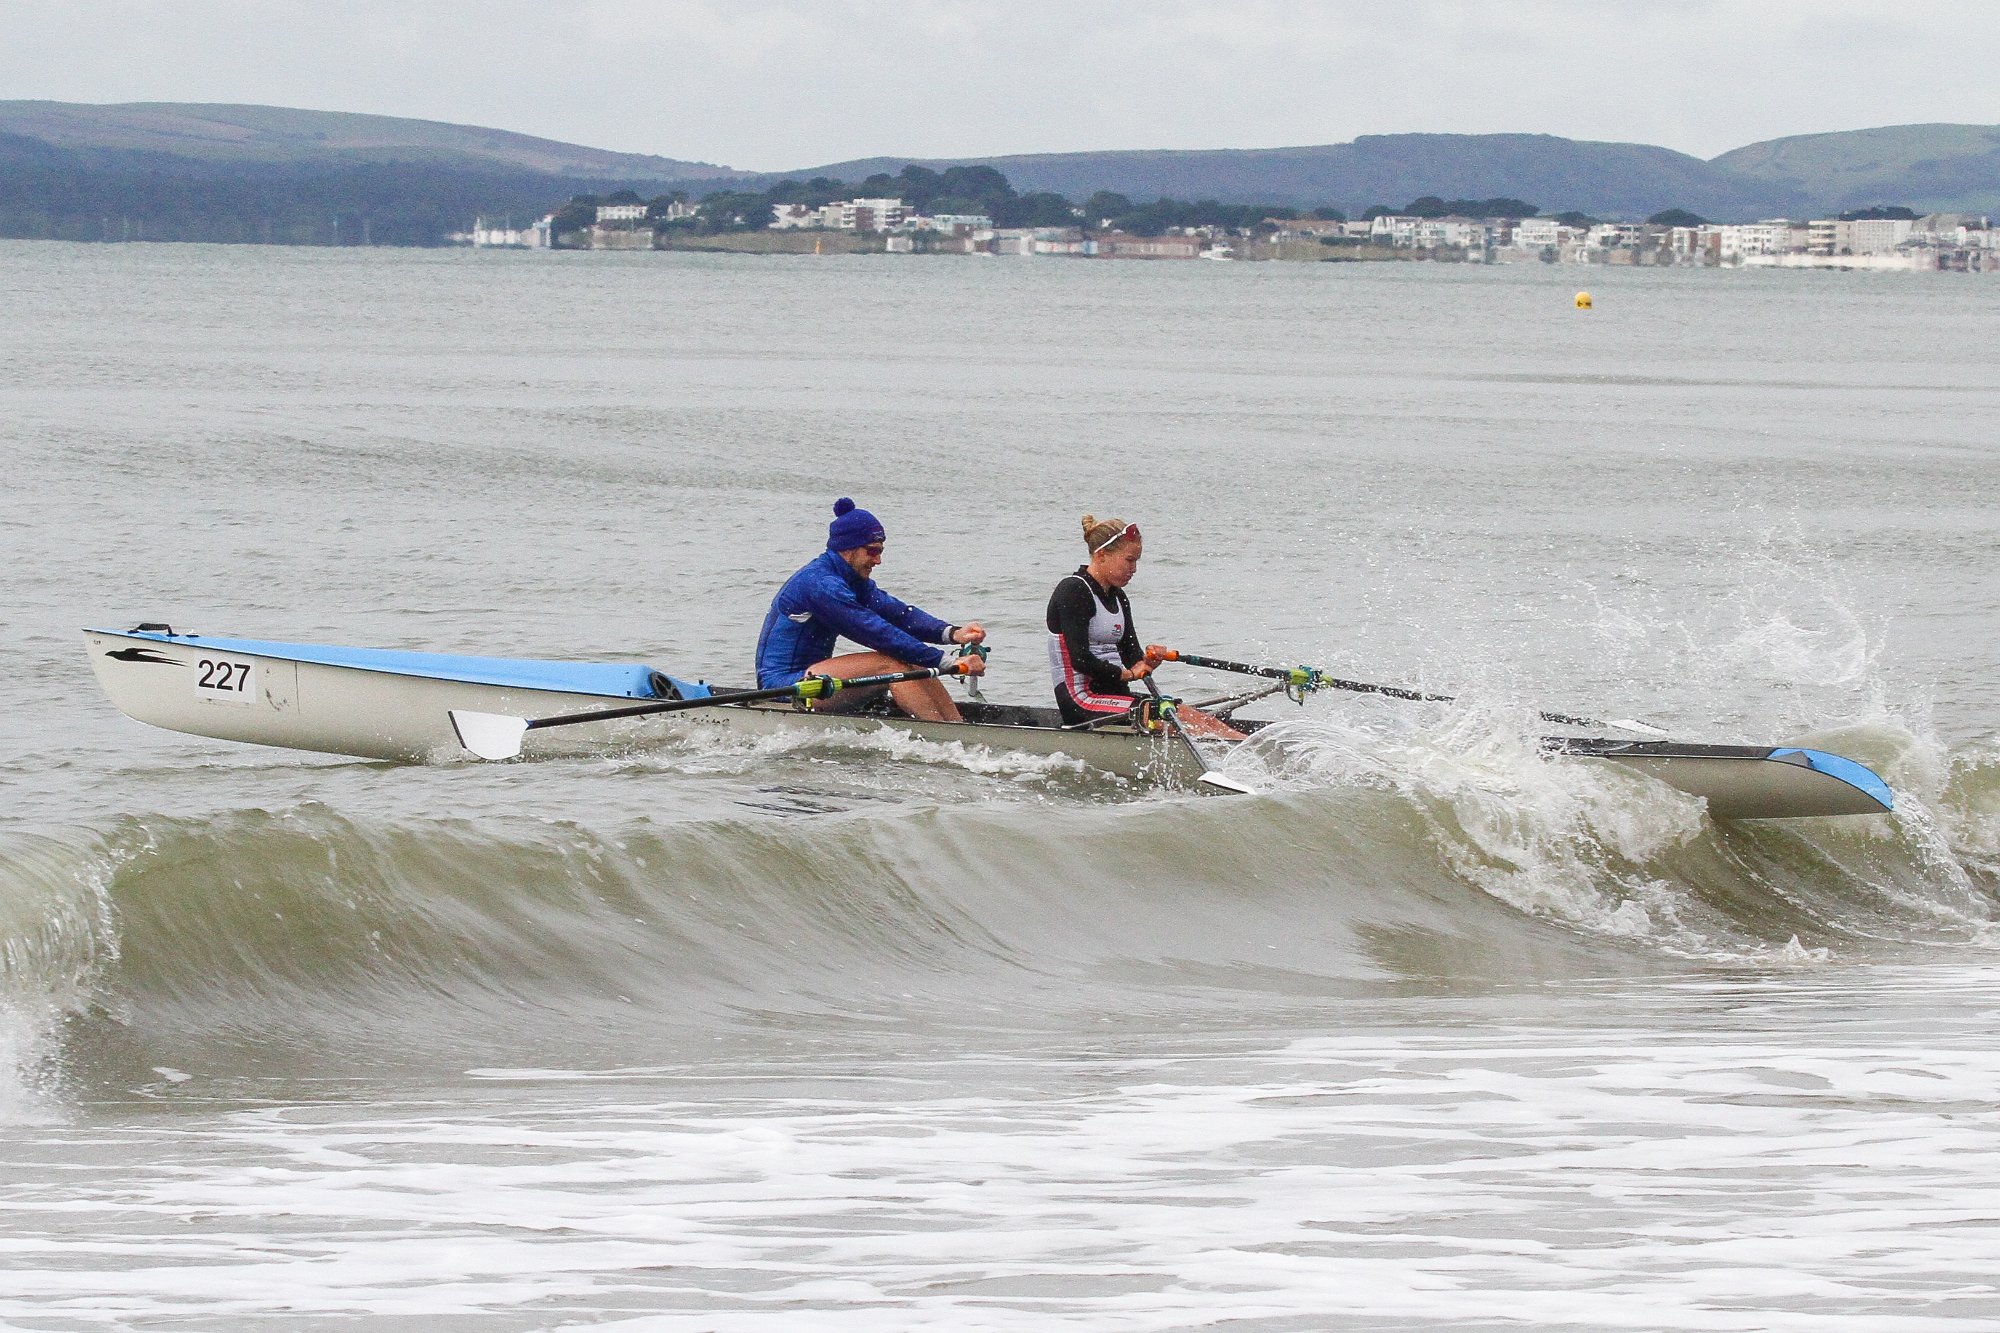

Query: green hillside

[0,101,734,179]
[1713,124,2000,215]
[0,102,747,245]
[792,133,1806,220]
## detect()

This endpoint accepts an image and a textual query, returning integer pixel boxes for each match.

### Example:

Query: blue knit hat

[826,497,886,551]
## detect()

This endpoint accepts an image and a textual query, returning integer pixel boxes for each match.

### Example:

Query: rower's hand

[951,623,987,646]
[953,653,988,677]
[1121,660,1155,682]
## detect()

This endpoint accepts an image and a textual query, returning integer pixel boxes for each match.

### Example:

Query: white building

[1368,215,1415,245]
[1512,217,1564,248]
[835,198,908,232]
[471,215,553,248]
[1809,218,1915,255]
[770,203,821,229]
[1420,217,1488,247]
[1902,216,1998,258]
[1370,215,1491,249]
[471,218,528,247]
[595,203,648,224]
[1264,218,1349,241]
[1720,220,1808,260]
[1669,226,1721,262]
[770,198,913,232]
[1846,218,1914,253]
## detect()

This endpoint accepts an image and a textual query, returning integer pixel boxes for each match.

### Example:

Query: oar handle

[955,643,989,700]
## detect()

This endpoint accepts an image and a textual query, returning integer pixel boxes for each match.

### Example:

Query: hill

[785,133,1807,220]
[0,102,742,246]
[1712,123,2000,216]
[0,101,734,179]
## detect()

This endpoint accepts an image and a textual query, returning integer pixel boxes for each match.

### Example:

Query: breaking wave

[4,714,1995,1115]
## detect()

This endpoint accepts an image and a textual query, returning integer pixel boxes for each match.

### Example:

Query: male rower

[755,497,987,721]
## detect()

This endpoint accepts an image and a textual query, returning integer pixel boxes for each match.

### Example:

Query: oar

[1139,673,1256,795]
[450,664,974,762]
[1152,648,1669,737]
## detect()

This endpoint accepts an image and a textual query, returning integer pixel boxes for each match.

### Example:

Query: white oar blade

[1607,718,1671,738]
[1198,771,1258,796]
[450,710,529,762]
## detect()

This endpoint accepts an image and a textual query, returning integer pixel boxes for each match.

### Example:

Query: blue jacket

[756,550,952,687]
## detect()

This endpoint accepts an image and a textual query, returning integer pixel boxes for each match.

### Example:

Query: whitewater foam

[10,1005,2000,1329]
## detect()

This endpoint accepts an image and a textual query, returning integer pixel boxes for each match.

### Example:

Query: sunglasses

[862,544,885,557]
[1090,523,1140,555]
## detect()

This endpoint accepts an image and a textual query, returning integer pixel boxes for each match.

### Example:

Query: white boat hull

[83,626,1893,818]
[86,629,653,763]
[82,627,1195,781]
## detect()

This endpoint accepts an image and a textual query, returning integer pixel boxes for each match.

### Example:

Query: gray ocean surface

[3,240,1998,1330]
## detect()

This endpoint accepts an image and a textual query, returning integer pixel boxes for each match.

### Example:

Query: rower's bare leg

[806,652,963,723]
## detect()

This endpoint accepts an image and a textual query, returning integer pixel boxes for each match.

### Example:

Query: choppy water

[3,240,1998,1329]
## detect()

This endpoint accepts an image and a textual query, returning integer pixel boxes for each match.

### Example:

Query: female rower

[1045,514,1243,739]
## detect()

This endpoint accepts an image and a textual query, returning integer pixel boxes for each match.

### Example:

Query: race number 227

[195,657,255,703]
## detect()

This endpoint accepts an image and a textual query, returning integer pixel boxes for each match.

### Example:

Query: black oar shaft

[523,667,951,734]
[1169,651,1443,700]
[1169,651,1289,681]
[1163,648,1655,734]
[1317,677,1448,703]
[1140,674,1252,793]
[1536,709,1609,729]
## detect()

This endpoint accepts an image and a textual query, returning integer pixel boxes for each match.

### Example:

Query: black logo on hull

[105,648,184,666]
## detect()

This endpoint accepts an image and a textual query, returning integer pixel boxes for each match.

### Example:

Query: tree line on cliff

[554,164,1340,240]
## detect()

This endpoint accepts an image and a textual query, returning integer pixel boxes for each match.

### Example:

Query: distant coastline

[6,102,2000,251]
[469,171,2000,274]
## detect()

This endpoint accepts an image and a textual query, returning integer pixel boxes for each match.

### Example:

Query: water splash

[0,831,123,1124]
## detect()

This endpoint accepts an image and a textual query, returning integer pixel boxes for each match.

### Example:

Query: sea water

[2,241,1997,1330]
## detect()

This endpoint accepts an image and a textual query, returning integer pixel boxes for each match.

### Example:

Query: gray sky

[5,0,1998,170]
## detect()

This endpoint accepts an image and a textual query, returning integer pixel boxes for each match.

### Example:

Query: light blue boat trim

[1770,747,1895,813]
[90,627,710,701]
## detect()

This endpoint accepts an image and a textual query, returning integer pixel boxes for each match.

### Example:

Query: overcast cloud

[4,0,1997,170]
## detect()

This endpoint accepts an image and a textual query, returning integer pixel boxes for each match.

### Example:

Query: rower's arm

[814,582,948,669]
[864,584,954,645]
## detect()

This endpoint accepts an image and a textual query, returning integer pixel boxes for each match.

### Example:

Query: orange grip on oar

[1146,645,1179,661]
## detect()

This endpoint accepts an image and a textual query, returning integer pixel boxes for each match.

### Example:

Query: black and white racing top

[1046,567,1142,721]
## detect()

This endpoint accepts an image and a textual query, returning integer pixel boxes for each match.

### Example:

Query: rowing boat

[81,624,1895,820]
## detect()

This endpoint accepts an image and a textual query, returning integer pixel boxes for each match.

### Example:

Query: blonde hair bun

[1081,513,1129,553]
